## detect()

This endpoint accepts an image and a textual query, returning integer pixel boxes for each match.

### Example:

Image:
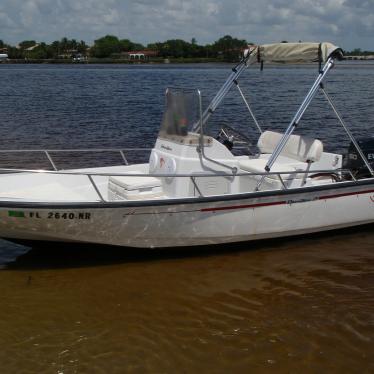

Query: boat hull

[0,181,373,248]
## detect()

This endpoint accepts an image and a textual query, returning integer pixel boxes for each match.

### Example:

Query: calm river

[0,63,373,373]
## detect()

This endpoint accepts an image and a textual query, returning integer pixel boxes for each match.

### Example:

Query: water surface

[0,63,373,373]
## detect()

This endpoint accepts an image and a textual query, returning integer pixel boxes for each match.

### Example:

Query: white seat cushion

[239,158,306,180]
[109,173,161,191]
[257,131,323,163]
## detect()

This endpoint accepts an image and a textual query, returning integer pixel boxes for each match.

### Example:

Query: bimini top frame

[193,42,343,133]
[193,41,374,186]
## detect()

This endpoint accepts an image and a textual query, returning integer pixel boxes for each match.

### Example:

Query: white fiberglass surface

[0,173,100,201]
[0,164,148,202]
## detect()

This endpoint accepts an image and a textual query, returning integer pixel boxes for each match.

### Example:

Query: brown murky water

[0,63,373,372]
[0,226,373,373]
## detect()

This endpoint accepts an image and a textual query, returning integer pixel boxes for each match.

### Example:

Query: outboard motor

[344,138,374,178]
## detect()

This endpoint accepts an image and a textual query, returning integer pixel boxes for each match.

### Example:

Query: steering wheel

[215,124,255,154]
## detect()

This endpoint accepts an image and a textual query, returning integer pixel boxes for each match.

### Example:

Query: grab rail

[0,148,152,170]
[0,167,353,178]
[0,148,360,202]
[0,165,357,202]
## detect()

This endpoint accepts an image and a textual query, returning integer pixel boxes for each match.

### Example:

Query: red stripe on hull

[201,188,374,213]
[201,200,286,212]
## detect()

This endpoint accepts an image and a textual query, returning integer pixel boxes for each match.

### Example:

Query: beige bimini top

[246,42,343,65]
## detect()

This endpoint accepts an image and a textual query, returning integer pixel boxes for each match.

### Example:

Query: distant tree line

[0,37,88,60]
[146,35,249,60]
[1,37,371,61]
[344,48,374,56]
[0,35,250,61]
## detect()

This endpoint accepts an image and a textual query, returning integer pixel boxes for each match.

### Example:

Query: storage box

[108,174,163,201]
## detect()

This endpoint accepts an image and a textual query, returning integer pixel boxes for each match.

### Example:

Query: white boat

[1,42,373,248]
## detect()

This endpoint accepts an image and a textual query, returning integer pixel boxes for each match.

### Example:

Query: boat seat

[239,131,323,180]
[258,131,323,163]
[108,172,163,200]
[239,131,323,179]
[239,158,307,180]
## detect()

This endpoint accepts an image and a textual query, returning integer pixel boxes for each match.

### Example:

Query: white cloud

[0,0,372,50]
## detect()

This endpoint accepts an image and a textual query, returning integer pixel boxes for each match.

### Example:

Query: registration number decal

[47,212,91,220]
[8,210,91,220]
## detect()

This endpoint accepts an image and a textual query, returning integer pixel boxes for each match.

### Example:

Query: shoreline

[1,59,374,68]
[1,57,221,64]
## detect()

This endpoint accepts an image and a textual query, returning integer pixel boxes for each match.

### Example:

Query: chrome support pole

[255,58,335,190]
[88,175,105,202]
[235,81,263,134]
[208,60,248,109]
[197,90,238,174]
[119,150,129,165]
[191,176,203,197]
[198,63,247,129]
[301,161,312,186]
[265,58,334,171]
[208,63,247,110]
[277,174,287,190]
[45,151,57,171]
[198,89,204,151]
[321,86,374,176]
[348,170,357,181]
[193,55,252,132]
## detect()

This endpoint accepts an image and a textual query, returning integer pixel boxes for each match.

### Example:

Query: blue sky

[0,0,373,50]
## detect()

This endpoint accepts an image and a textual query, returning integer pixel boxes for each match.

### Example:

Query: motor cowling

[344,138,374,178]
